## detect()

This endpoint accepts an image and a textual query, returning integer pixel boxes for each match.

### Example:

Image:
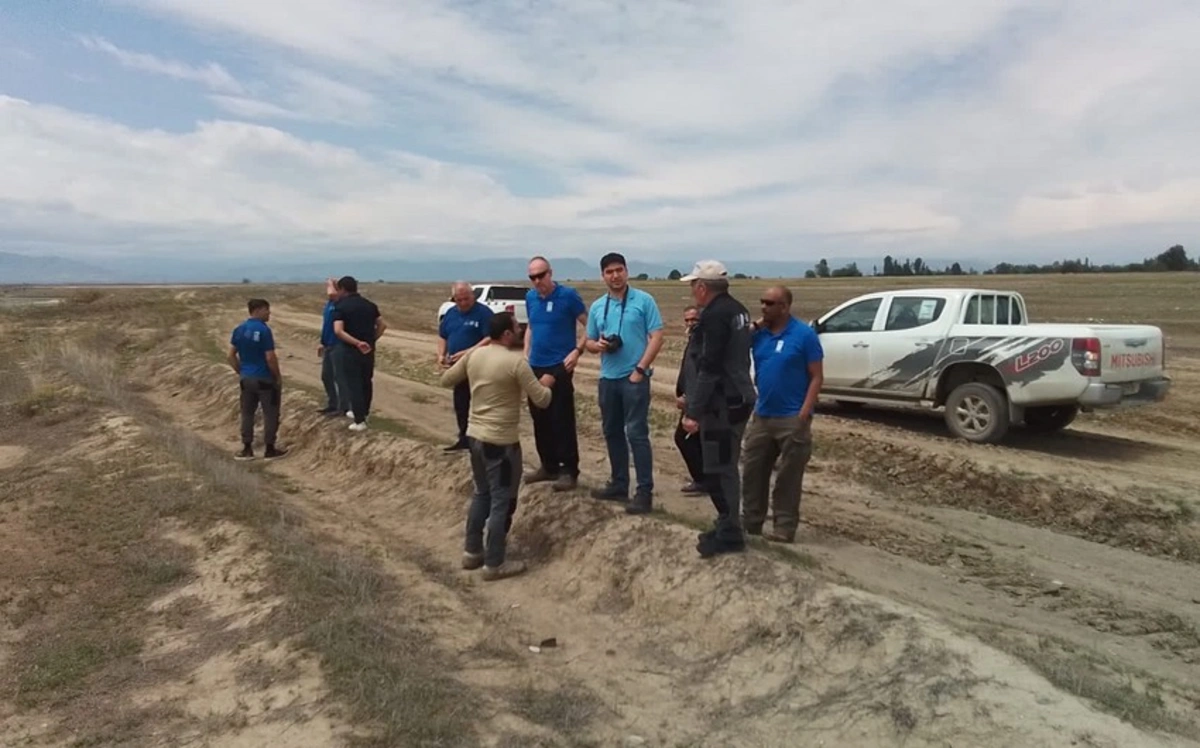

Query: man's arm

[684,314,731,420]
[227,345,240,376]
[334,320,355,345]
[583,307,608,354]
[375,314,387,338]
[636,299,665,371]
[266,350,282,383]
[637,329,665,371]
[798,334,825,419]
[800,360,823,419]
[517,359,553,409]
[439,350,470,388]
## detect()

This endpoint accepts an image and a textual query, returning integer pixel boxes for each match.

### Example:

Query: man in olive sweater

[440,312,554,581]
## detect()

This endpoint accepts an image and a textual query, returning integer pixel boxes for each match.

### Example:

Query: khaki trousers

[741,413,813,537]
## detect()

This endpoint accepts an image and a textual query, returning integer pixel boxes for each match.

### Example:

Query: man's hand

[629,369,645,384]
[563,349,580,373]
[681,416,699,434]
[538,373,556,388]
[449,350,467,363]
[356,341,372,354]
[597,338,611,353]
[675,395,686,411]
[317,345,325,358]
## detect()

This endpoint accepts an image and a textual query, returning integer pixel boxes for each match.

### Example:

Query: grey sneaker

[481,560,527,581]
[461,552,484,570]
[551,474,577,492]
[524,467,557,484]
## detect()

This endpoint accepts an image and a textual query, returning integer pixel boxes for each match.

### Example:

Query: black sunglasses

[529,270,549,281]
[760,299,781,306]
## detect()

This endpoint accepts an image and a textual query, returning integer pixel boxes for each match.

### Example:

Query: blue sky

[0,0,1197,264]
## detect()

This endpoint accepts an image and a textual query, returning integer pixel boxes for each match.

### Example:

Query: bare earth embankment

[2,274,1199,747]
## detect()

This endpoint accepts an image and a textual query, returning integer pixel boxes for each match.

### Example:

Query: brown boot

[524,467,557,484]
[461,552,484,570]
[551,474,577,492]
[481,560,528,581]
[763,529,795,544]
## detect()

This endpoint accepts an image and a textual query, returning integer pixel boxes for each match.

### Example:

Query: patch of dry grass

[42,336,480,746]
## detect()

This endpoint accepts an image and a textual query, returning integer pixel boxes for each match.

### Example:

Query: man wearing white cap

[678,260,757,558]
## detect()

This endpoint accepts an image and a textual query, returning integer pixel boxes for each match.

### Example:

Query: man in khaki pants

[742,286,824,543]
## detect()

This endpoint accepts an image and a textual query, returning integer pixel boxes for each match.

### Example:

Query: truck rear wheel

[944,382,1009,443]
[1023,405,1078,434]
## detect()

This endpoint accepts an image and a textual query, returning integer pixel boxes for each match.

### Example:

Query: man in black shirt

[674,305,705,494]
[679,260,756,558]
[332,276,387,431]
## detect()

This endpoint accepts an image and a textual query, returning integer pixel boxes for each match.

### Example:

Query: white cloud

[78,35,244,94]
[2,0,1197,262]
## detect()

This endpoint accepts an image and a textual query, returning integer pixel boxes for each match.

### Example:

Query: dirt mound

[150,354,1196,748]
[822,428,1200,562]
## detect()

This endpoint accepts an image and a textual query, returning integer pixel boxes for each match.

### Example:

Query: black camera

[602,334,624,352]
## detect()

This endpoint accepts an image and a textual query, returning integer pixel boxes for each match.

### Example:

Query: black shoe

[264,446,289,460]
[697,533,746,558]
[625,496,653,515]
[443,439,469,453]
[589,484,628,503]
[234,446,254,461]
[744,524,763,536]
[681,481,706,495]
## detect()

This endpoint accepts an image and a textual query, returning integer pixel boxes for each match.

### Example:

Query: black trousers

[453,381,470,443]
[339,347,375,424]
[239,377,280,448]
[673,417,705,483]
[529,365,579,477]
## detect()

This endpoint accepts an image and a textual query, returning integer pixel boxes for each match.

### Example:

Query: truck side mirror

[812,319,824,333]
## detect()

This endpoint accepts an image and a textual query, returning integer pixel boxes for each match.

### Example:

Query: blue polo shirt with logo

[526,283,587,368]
[752,317,824,417]
[439,303,493,355]
[586,287,663,380]
[230,318,276,379]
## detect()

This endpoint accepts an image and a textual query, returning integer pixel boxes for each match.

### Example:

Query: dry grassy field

[2,273,1199,747]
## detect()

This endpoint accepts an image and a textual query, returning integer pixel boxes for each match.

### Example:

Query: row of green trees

[800,244,1193,279]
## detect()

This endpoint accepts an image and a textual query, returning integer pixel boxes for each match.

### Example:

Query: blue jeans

[598,377,653,496]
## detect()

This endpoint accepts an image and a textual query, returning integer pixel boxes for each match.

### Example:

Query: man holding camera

[585,252,664,514]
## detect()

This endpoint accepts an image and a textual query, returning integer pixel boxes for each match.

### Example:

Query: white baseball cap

[680,260,728,282]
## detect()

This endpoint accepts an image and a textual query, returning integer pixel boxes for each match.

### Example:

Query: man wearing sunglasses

[741,285,824,544]
[523,256,588,491]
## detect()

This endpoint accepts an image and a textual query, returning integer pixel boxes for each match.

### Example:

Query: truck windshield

[963,294,1023,324]
[487,286,527,301]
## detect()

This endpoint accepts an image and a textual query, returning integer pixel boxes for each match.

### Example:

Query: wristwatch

[635,365,652,377]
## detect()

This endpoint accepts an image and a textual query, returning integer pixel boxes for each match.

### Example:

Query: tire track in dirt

[147,349,1200,747]
[227,308,1200,711]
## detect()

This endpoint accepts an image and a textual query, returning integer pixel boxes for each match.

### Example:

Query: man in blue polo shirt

[523,255,588,491]
[741,285,824,544]
[227,298,287,461]
[438,281,493,452]
[585,252,664,514]
[318,277,347,416]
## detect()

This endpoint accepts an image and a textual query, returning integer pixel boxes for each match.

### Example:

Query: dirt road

[253,303,1200,724]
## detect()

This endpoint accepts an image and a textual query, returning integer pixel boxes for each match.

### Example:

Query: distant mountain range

[0,251,982,285]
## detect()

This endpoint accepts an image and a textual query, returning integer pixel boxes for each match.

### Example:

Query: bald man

[741,285,824,543]
[438,281,494,452]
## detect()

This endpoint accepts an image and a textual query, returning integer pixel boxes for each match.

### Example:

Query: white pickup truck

[811,288,1170,443]
[436,284,529,332]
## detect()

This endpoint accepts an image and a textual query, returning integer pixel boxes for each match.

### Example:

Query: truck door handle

[852,342,869,348]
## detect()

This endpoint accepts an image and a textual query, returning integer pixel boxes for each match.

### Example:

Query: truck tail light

[1071,337,1101,376]
[505,304,516,314]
